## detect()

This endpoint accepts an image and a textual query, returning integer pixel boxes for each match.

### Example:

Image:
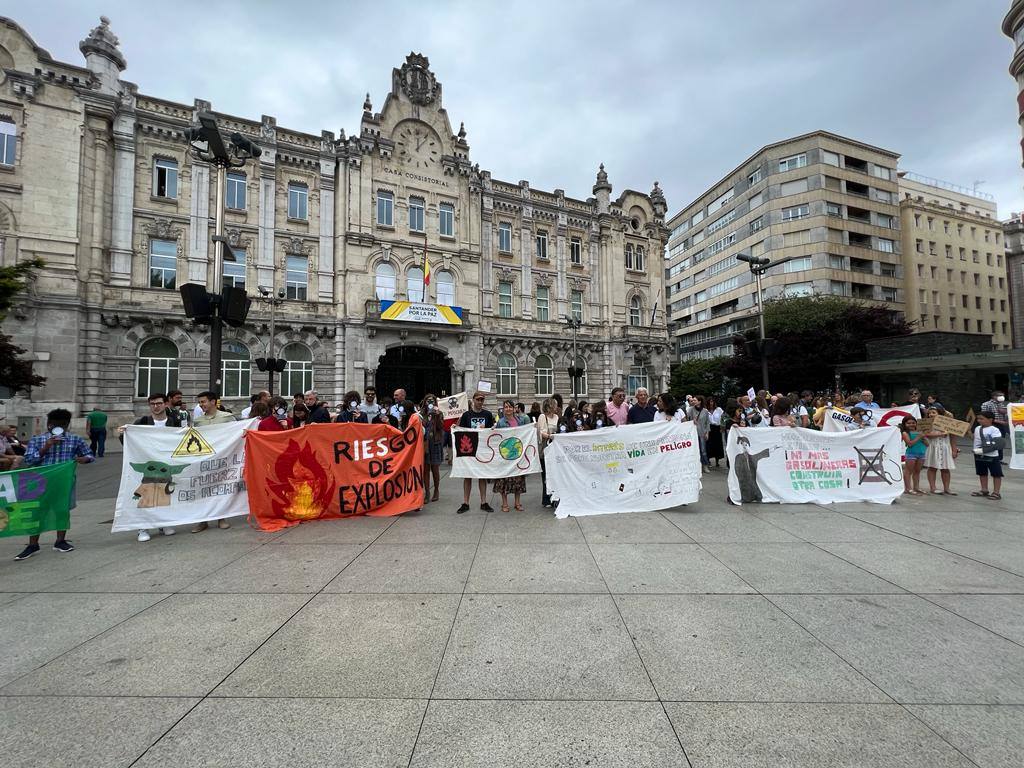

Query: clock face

[396,125,439,169]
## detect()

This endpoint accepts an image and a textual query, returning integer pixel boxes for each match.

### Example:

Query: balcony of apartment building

[843,155,869,174]
[848,232,873,249]
[846,205,872,225]
[845,180,871,199]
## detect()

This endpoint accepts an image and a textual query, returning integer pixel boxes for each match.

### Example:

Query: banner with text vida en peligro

[726,425,904,506]
[822,404,920,432]
[0,462,75,537]
[545,421,702,519]
[244,421,424,531]
[112,420,256,532]
[440,392,468,430]
[1010,402,1024,470]
[451,424,540,479]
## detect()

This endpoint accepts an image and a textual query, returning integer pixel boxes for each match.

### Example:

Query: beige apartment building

[666,131,903,362]
[897,174,1011,348]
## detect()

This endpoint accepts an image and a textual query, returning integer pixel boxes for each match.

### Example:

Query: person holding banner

[494,400,528,511]
[336,391,369,424]
[653,393,685,423]
[258,397,291,432]
[456,392,495,514]
[358,387,383,421]
[924,406,957,495]
[537,398,560,508]
[900,416,928,495]
[14,409,94,560]
[421,394,445,503]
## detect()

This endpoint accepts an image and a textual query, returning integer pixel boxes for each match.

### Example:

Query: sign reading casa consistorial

[0,16,671,419]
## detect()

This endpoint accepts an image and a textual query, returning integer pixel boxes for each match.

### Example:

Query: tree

[723,295,911,393]
[0,258,46,396]
[669,357,742,400]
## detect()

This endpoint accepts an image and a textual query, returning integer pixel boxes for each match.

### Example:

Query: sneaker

[191,522,209,533]
[480,502,494,513]
[53,540,75,553]
[456,503,470,514]
[217,519,230,529]
[137,530,151,542]
[160,527,175,536]
[14,544,40,561]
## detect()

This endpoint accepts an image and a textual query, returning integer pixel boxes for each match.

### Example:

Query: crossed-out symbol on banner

[855,446,889,485]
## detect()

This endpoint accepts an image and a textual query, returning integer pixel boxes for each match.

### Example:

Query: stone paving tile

[324,543,477,593]
[0,539,140,592]
[433,594,655,700]
[410,700,689,768]
[2,594,308,697]
[750,508,912,542]
[927,539,1024,577]
[466,543,606,593]
[0,592,168,688]
[617,594,886,703]
[906,704,1024,768]
[662,510,801,543]
[478,509,585,544]
[771,594,1024,704]
[376,510,488,544]
[838,510,1011,542]
[700,542,905,593]
[0,695,199,768]
[589,543,756,594]
[182,543,364,593]
[214,593,460,698]
[816,540,1024,593]
[577,512,694,544]
[268,514,398,544]
[133,697,427,768]
[924,594,1024,645]
[665,703,975,768]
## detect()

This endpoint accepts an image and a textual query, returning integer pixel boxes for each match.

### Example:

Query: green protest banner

[0,462,75,537]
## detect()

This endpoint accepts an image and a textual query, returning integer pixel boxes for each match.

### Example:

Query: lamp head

[257,285,271,297]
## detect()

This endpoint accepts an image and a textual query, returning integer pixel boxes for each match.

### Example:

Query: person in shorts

[971,411,1003,500]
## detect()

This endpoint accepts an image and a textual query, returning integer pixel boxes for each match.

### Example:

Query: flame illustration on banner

[268,440,334,521]
[458,433,475,455]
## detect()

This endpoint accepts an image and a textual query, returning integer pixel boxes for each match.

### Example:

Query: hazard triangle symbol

[171,428,215,458]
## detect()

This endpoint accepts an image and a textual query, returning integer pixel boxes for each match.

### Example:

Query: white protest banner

[440,392,468,429]
[1010,402,1024,471]
[451,424,541,479]
[726,425,903,506]
[545,421,702,518]
[112,420,255,531]
[822,404,920,432]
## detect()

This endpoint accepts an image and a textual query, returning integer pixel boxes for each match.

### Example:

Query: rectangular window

[749,217,763,233]
[226,172,246,210]
[691,210,705,226]
[784,256,813,273]
[707,209,737,234]
[874,189,893,204]
[153,158,178,199]
[223,259,245,290]
[822,150,840,167]
[535,286,550,321]
[708,275,740,297]
[288,183,308,220]
[570,237,582,264]
[149,239,177,289]
[824,176,842,191]
[781,204,809,221]
[748,191,764,210]
[877,238,895,253]
[880,286,897,302]
[408,197,425,232]
[782,229,811,247]
[285,255,308,300]
[695,309,709,322]
[439,202,454,237]
[872,165,892,180]
[830,254,845,270]
[535,230,548,260]
[498,281,513,318]
[778,153,807,172]
[945,244,952,259]
[780,178,808,196]
[782,282,813,297]
[747,167,763,185]
[376,191,394,226]
[571,290,583,322]
[708,188,735,213]
[0,120,15,166]
[692,230,705,245]
[826,202,842,217]
[830,280,848,296]
[498,222,512,253]
[876,213,894,229]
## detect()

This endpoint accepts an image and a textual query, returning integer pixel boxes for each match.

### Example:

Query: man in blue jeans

[85,406,107,457]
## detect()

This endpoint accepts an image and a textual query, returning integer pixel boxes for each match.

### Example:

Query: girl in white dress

[923,406,957,495]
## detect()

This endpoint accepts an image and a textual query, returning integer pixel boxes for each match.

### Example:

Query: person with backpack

[971,410,1004,500]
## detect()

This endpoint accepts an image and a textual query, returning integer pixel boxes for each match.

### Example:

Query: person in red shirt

[258,397,290,431]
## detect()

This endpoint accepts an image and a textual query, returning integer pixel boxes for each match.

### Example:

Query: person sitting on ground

[336,391,369,424]
[971,411,1003,500]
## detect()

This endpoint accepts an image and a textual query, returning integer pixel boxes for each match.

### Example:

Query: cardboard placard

[929,413,971,437]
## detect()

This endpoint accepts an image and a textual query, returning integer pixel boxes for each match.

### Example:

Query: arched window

[436,270,456,306]
[375,262,397,300]
[635,245,645,272]
[221,340,251,398]
[0,119,16,167]
[136,338,178,398]
[571,355,588,397]
[629,296,642,326]
[534,354,553,396]
[407,266,425,303]
[280,343,313,396]
[496,352,518,396]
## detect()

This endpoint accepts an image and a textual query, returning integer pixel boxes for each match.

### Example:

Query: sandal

[943,491,957,496]
[514,503,523,511]
[970,491,989,497]
[501,504,510,513]
[988,493,1002,500]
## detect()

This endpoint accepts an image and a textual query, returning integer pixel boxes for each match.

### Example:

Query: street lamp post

[563,314,582,401]
[182,111,261,395]
[735,253,801,393]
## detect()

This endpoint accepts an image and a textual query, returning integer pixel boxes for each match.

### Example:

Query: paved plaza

[0,456,1022,767]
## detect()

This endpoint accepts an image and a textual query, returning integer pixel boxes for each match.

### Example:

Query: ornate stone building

[0,17,669,422]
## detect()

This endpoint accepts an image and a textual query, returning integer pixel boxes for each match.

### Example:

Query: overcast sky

[12,1,1024,216]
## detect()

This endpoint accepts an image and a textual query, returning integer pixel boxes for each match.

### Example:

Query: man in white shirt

[241,390,270,419]
[389,388,407,421]
[972,411,1003,499]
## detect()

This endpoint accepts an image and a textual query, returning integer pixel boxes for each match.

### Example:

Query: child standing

[923,406,957,495]
[900,416,928,495]
[971,411,1004,500]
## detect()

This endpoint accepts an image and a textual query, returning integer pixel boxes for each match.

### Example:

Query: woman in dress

[494,399,527,512]
[923,406,957,494]
[705,396,725,468]
[536,398,561,508]
[420,394,444,503]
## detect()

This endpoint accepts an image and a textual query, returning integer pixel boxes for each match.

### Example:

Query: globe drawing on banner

[499,437,524,461]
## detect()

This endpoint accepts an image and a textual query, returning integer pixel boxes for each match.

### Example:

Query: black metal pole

[210,163,226,395]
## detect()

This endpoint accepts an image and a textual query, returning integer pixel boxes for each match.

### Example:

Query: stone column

[187,161,210,283]
[257,115,278,289]
[109,105,135,286]
[317,135,336,302]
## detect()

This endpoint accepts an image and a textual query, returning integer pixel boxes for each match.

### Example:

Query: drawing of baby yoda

[131,461,187,508]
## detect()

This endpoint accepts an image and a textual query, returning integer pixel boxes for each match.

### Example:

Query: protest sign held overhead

[440,392,468,429]
[244,422,424,531]
[451,424,540,479]
[822,404,920,432]
[726,426,904,506]
[0,462,75,538]
[112,420,255,532]
[545,421,702,518]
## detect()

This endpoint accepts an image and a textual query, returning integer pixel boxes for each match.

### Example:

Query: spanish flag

[423,250,431,286]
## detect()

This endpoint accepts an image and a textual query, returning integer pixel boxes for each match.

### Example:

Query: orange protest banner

[243,422,424,531]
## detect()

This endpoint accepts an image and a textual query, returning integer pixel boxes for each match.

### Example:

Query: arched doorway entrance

[375,346,453,402]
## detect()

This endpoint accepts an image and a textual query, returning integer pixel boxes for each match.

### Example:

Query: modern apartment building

[1002,215,1024,347]
[897,174,1011,348]
[665,131,902,362]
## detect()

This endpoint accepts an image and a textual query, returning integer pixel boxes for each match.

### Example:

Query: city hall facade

[0,17,670,419]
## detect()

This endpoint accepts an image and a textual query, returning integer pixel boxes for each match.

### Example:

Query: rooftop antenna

[973,180,986,194]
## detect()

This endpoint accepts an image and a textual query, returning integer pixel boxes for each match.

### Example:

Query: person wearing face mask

[258,397,291,432]
[336,391,369,424]
[980,390,1009,462]
[588,400,610,430]
[420,394,445,503]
